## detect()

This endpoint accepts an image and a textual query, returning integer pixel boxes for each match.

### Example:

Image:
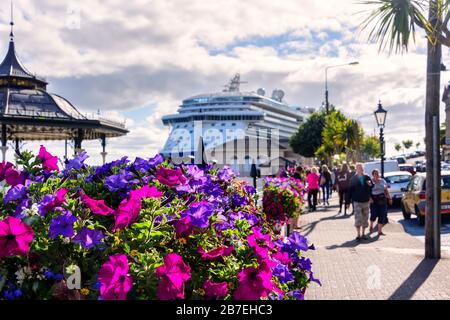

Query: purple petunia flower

[4,184,28,205]
[232,194,247,207]
[244,185,256,195]
[72,228,104,249]
[105,170,139,193]
[287,232,309,252]
[217,166,235,182]
[288,290,305,300]
[49,211,78,239]
[14,198,31,219]
[295,257,312,272]
[273,263,295,284]
[66,152,89,171]
[181,202,214,229]
[94,156,129,177]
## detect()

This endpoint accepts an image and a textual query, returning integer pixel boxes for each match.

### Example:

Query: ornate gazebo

[0,16,128,163]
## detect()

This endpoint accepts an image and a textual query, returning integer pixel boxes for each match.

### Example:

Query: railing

[2,110,127,129]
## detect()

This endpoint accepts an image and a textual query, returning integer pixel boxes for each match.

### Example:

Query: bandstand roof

[0,29,128,141]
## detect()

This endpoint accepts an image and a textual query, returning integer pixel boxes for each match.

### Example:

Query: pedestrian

[293,166,304,181]
[347,164,356,215]
[336,163,351,215]
[369,169,392,237]
[307,167,320,212]
[348,163,373,241]
[320,165,332,206]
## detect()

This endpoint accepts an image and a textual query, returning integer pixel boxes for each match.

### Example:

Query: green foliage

[361,135,381,160]
[289,111,326,157]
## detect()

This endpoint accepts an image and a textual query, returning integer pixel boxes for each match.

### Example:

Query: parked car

[384,171,413,205]
[401,171,450,225]
[399,164,416,175]
[394,156,407,164]
[364,160,399,175]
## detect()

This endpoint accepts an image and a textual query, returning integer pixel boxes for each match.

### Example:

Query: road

[388,205,450,251]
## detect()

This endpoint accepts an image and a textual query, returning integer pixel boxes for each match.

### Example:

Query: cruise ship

[160,74,314,176]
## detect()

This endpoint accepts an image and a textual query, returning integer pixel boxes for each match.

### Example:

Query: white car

[384,171,413,203]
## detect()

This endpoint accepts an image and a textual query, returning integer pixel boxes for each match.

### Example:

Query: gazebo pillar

[100,134,107,165]
[1,125,7,162]
[74,129,84,156]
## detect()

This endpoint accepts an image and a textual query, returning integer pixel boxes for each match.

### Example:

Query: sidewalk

[299,196,450,300]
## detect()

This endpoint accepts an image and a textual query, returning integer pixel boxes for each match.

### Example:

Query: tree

[361,135,381,160]
[289,111,326,158]
[402,140,414,152]
[395,143,402,153]
[362,0,445,259]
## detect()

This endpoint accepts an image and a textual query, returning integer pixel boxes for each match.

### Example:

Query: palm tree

[395,143,402,153]
[361,0,448,259]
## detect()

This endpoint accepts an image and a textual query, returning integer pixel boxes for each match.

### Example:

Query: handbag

[320,176,326,186]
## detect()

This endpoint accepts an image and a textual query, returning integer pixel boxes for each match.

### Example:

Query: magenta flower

[0,216,34,259]
[174,216,194,238]
[4,168,25,187]
[197,246,235,262]
[38,145,59,172]
[0,161,14,181]
[81,192,114,216]
[271,251,292,266]
[156,167,187,187]
[113,185,163,231]
[233,265,274,300]
[203,280,228,299]
[98,254,133,300]
[113,197,141,231]
[155,253,191,300]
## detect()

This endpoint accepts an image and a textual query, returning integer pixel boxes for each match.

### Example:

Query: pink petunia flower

[113,185,163,231]
[271,251,293,266]
[233,265,274,300]
[203,280,228,299]
[0,216,34,259]
[38,145,59,172]
[197,246,235,262]
[4,168,25,187]
[81,192,114,216]
[155,253,191,300]
[98,254,133,300]
[174,216,194,238]
[156,167,187,187]
[0,161,14,181]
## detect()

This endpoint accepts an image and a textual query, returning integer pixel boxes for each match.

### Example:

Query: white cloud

[0,0,442,162]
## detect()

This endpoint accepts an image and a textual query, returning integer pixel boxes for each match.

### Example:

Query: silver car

[384,171,413,203]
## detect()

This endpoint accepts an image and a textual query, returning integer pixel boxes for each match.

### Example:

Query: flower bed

[0,147,318,300]
[262,176,306,233]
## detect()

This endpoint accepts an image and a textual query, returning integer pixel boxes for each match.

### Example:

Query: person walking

[369,169,392,237]
[320,165,332,206]
[347,164,356,215]
[348,163,373,241]
[336,163,351,215]
[307,167,320,212]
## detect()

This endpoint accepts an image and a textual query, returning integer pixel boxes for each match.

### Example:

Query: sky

[0,0,448,165]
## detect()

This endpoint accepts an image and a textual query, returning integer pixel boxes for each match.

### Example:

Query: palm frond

[360,0,429,53]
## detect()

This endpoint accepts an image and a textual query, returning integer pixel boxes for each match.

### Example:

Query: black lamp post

[374,101,388,178]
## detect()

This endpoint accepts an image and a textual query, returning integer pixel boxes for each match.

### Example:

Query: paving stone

[297,197,450,300]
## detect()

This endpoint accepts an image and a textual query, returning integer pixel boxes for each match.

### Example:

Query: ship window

[232,123,236,126]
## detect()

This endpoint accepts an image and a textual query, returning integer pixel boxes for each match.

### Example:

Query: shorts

[370,203,388,225]
[354,201,370,228]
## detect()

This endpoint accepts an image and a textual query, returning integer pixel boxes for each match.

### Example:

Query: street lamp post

[374,101,388,178]
[325,62,359,114]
